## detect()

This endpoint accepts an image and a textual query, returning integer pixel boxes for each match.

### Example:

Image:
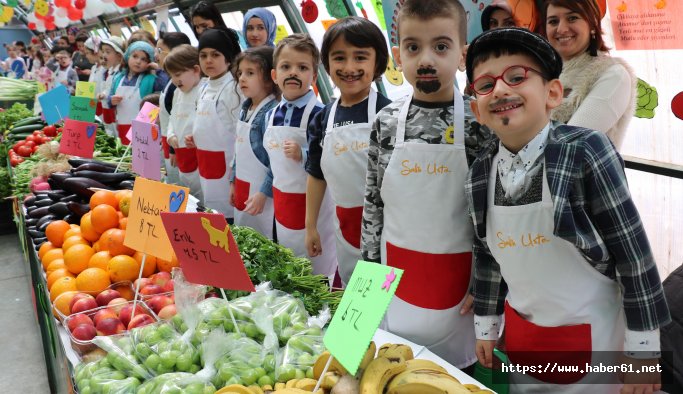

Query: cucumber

[10,124,45,134]
[11,116,43,128]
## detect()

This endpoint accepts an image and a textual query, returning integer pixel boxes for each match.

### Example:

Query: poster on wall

[608,0,683,50]
[156,6,169,35]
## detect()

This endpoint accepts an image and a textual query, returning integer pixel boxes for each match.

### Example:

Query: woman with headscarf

[242,8,277,48]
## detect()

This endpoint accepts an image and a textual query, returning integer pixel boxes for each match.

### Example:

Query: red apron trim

[504,302,591,384]
[161,136,170,159]
[386,241,471,310]
[96,101,103,116]
[336,206,363,249]
[272,187,306,230]
[102,107,116,124]
[175,147,198,173]
[233,177,250,212]
[196,149,227,179]
[116,124,131,145]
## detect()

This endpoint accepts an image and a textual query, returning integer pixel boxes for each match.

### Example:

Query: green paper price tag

[323,261,403,375]
[69,96,97,123]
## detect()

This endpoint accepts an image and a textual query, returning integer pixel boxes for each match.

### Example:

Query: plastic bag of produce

[213,336,271,387]
[275,307,329,383]
[172,268,207,340]
[193,297,244,347]
[90,335,154,381]
[129,321,202,375]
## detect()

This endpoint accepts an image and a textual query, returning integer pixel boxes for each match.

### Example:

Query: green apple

[143,354,160,370]
[258,374,274,387]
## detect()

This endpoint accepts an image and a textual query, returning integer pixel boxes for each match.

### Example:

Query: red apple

[146,295,173,314]
[134,278,153,291]
[157,304,177,320]
[67,313,94,332]
[71,297,99,314]
[95,317,126,336]
[119,304,148,327]
[69,293,95,311]
[72,324,97,341]
[95,289,122,307]
[128,314,155,330]
[139,284,164,297]
[162,279,174,293]
[151,272,171,287]
[92,308,117,326]
[107,298,129,314]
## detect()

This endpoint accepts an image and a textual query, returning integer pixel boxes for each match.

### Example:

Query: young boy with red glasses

[466,27,670,393]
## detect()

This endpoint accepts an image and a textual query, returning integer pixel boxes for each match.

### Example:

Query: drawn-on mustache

[417,67,437,75]
[284,77,302,87]
[488,97,523,110]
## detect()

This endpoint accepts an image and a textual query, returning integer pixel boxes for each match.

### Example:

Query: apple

[205,291,219,298]
[95,289,122,307]
[146,295,173,314]
[67,313,94,332]
[162,279,174,293]
[157,304,177,320]
[95,317,126,336]
[107,298,129,314]
[151,272,171,287]
[139,284,164,297]
[71,297,99,314]
[72,323,98,341]
[119,304,149,327]
[92,308,117,326]
[69,293,95,312]
[128,314,155,330]
[134,278,153,291]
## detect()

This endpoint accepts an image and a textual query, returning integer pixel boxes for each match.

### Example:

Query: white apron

[53,65,72,88]
[264,96,337,277]
[486,161,623,393]
[170,87,202,203]
[381,93,477,369]
[160,80,180,185]
[320,90,377,286]
[193,76,236,218]
[114,75,142,145]
[233,95,277,239]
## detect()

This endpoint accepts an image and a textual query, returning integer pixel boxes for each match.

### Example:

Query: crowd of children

[20,0,671,391]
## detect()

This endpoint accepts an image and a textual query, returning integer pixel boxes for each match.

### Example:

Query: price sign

[123,177,189,260]
[160,212,255,292]
[131,120,161,181]
[69,96,97,122]
[125,102,160,142]
[75,81,96,98]
[38,85,70,125]
[59,119,97,158]
[323,261,403,375]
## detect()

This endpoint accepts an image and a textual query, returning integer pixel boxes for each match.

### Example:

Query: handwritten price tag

[160,212,255,292]
[124,177,189,260]
[69,96,97,122]
[131,120,161,181]
[126,102,160,142]
[38,85,70,125]
[75,81,96,98]
[323,261,403,374]
[58,119,97,158]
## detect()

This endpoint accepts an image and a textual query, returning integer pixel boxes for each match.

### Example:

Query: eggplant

[25,218,39,227]
[116,180,135,190]
[38,220,54,232]
[68,158,118,169]
[74,163,116,173]
[48,202,70,217]
[23,196,37,207]
[62,177,111,199]
[26,205,38,214]
[63,214,80,225]
[35,194,52,201]
[67,202,91,218]
[71,170,134,185]
[59,194,81,203]
[33,237,47,245]
[28,229,45,239]
[34,198,53,208]
[48,172,73,190]
[36,214,56,229]
[47,190,68,201]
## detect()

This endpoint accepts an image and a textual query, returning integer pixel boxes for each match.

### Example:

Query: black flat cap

[466,27,563,83]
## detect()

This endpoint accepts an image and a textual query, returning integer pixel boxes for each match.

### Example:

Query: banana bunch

[215,378,324,394]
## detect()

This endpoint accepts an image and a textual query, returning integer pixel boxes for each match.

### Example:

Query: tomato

[16,145,33,157]
[57,128,63,134]
[43,125,57,137]
[24,140,35,149]
[8,149,15,156]
[13,141,25,151]
[10,157,21,167]
[33,130,42,136]
[25,135,37,143]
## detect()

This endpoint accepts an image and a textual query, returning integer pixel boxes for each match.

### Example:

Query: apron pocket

[102,107,116,124]
[196,149,227,179]
[504,302,591,384]
[117,125,131,145]
[175,148,198,173]
[96,101,103,116]
[273,187,306,230]
[161,136,170,159]
[233,177,250,212]
[336,206,363,249]
[386,242,472,310]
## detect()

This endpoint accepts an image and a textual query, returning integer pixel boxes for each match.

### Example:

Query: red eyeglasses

[470,65,545,95]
